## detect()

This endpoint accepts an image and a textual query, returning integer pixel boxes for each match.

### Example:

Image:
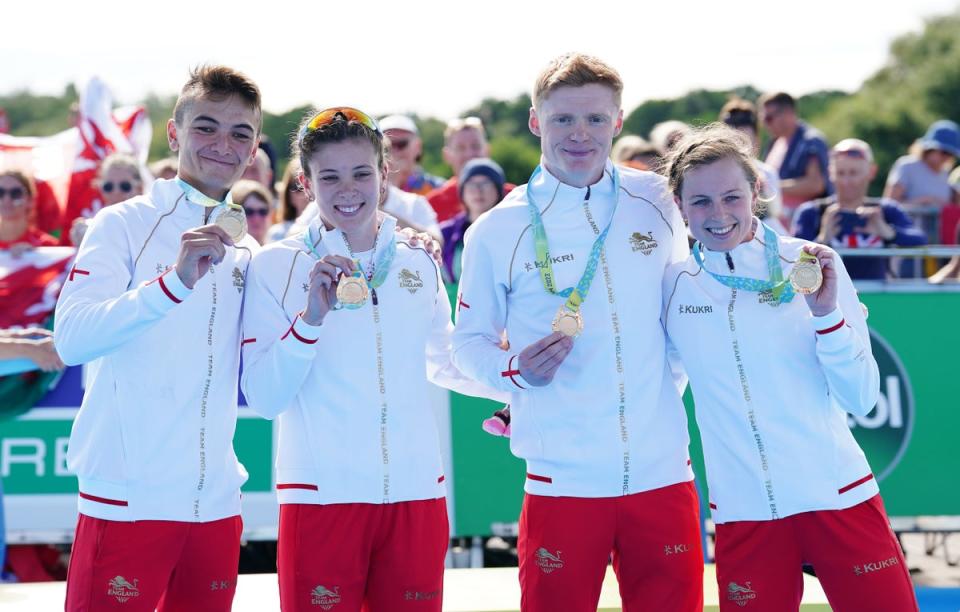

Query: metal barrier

[834,245,960,281]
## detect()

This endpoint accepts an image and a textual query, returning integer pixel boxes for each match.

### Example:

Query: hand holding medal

[302,255,356,325]
[518,332,574,387]
[794,244,838,317]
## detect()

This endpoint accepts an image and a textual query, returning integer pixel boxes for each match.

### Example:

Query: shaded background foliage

[3,10,958,193]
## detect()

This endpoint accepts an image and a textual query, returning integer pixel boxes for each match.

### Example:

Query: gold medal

[214,206,247,243]
[790,253,823,295]
[551,307,583,338]
[336,275,369,308]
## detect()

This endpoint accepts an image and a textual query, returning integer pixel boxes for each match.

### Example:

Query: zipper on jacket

[726,252,735,271]
[371,301,390,503]
[726,288,779,519]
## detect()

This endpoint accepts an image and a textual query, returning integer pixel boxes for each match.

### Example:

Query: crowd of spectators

[0,83,959,583]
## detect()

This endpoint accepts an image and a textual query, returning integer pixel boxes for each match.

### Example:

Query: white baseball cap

[379,114,419,135]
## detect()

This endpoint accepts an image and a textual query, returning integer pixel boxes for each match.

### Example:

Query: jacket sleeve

[425,264,511,403]
[451,220,532,393]
[660,269,689,396]
[810,250,880,416]
[54,207,193,366]
[663,187,690,266]
[240,251,322,419]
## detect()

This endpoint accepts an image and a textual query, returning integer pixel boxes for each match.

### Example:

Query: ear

[613,109,624,137]
[528,107,541,138]
[299,171,315,202]
[867,163,878,181]
[166,119,179,152]
[245,137,261,168]
[673,196,688,223]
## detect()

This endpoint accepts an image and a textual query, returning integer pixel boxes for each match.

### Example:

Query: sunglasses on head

[0,186,26,201]
[244,207,271,218]
[834,149,868,160]
[102,181,135,194]
[298,107,381,143]
[288,181,304,193]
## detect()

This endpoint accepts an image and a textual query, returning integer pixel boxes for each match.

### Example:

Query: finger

[522,332,569,360]
[534,346,575,380]
[322,255,356,275]
[528,337,573,368]
[194,223,235,244]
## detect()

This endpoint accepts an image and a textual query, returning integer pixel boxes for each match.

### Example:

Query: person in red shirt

[0,169,57,254]
[427,117,515,223]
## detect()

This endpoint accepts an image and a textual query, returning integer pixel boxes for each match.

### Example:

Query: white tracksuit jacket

[452,160,695,498]
[54,179,258,522]
[662,223,881,524]
[240,215,508,506]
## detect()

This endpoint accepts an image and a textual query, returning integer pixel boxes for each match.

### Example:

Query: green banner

[449,287,960,534]
[1,413,273,495]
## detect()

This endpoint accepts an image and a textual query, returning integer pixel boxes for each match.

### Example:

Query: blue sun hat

[920,120,960,157]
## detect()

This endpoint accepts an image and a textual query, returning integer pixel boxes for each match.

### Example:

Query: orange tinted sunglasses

[298,107,381,142]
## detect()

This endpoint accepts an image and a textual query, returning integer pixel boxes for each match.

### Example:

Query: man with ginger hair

[452,53,702,611]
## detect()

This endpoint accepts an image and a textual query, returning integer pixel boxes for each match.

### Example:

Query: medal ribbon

[526,165,620,314]
[303,221,398,309]
[692,222,796,304]
[175,177,241,212]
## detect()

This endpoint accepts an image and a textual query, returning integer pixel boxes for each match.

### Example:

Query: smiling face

[301,137,386,245]
[677,156,758,252]
[167,94,260,200]
[529,83,623,188]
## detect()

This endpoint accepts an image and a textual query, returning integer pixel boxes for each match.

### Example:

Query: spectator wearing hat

[884,120,959,210]
[760,91,833,222]
[438,158,505,282]
[794,139,926,280]
[884,120,959,247]
[380,114,444,196]
[427,117,515,223]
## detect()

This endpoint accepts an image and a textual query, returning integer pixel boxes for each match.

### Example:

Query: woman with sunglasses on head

[240,107,507,612]
[231,179,272,245]
[68,153,145,246]
[661,124,918,612]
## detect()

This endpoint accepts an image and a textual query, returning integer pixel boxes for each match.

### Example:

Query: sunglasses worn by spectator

[244,208,270,218]
[298,107,382,143]
[388,139,411,151]
[102,181,135,194]
[0,187,26,200]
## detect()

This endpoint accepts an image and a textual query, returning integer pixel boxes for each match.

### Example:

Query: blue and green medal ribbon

[526,165,620,316]
[692,222,796,304]
[175,177,239,211]
[303,224,397,310]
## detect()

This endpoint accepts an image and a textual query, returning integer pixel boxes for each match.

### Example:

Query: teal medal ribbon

[692,222,795,304]
[175,177,236,209]
[303,218,397,309]
[526,164,620,317]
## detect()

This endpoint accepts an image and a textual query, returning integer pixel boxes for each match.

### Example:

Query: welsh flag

[0,246,75,419]
[0,77,152,240]
[0,246,75,329]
